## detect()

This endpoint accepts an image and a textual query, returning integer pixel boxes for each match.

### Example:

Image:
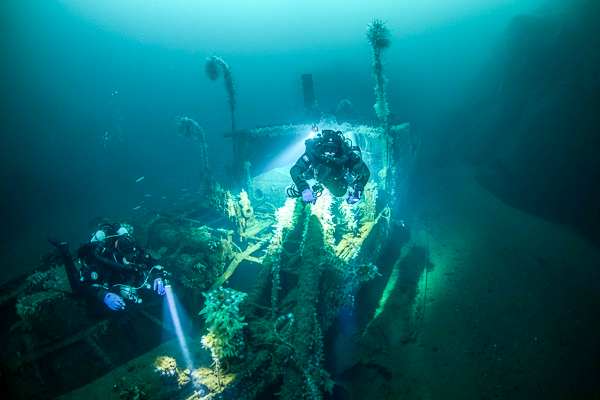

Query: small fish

[132,206,141,210]
[145,194,152,197]
[181,189,187,191]
[161,196,167,199]
[135,177,145,183]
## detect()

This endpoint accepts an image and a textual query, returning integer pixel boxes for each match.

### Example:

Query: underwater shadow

[325,236,432,399]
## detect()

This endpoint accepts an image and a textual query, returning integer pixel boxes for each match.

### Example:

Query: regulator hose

[93,246,138,272]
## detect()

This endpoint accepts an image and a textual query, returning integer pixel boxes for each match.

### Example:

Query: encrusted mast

[205,56,246,188]
[177,116,212,192]
[367,19,393,193]
[367,19,392,131]
[205,56,237,133]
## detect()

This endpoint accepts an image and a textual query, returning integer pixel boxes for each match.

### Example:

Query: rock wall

[449,1,600,243]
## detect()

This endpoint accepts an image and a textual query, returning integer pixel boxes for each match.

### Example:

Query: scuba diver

[289,128,370,204]
[48,220,169,312]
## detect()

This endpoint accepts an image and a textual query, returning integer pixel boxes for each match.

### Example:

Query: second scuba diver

[49,220,169,312]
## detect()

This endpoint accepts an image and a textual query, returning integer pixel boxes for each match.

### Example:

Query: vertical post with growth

[205,56,244,187]
[176,116,212,194]
[366,19,392,190]
[205,56,237,132]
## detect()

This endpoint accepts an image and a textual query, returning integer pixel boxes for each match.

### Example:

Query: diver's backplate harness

[287,128,363,199]
[79,222,171,304]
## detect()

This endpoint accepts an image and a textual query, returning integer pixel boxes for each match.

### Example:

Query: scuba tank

[343,130,362,159]
[341,130,364,190]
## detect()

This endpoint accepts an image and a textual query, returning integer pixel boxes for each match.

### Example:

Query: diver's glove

[153,278,166,296]
[104,293,125,310]
[347,188,362,204]
[302,188,317,204]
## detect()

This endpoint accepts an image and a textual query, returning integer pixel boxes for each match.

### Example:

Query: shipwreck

[0,20,421,400]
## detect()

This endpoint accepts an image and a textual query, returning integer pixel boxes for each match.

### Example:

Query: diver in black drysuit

[48,222,167,312]
[290,129,371,204]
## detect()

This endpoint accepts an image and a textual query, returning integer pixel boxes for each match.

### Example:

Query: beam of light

[165,286,194,373]
[262,130,313,172]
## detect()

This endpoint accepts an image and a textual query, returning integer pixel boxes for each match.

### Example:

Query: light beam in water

[263,129,313,171]
[165,286,194,372]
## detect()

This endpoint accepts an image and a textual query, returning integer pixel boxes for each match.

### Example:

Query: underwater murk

[2,2,600,400]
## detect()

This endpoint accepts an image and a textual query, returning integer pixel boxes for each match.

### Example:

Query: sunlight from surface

[55,0,533,52]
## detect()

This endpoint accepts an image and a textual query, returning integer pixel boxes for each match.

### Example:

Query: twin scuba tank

[90,222,128,243]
